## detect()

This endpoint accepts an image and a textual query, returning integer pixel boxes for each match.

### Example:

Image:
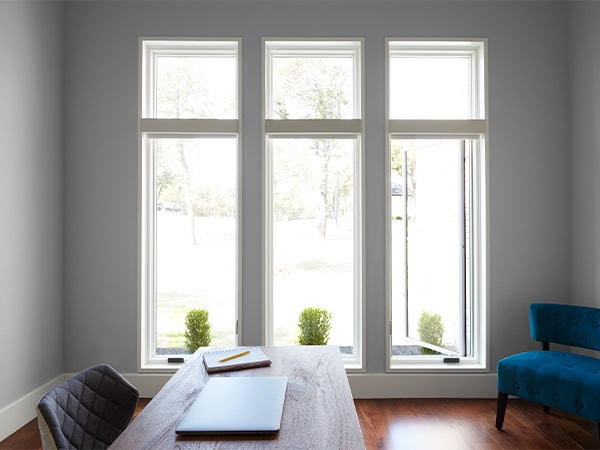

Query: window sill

[388,358,488,373]
[139,360,187,373]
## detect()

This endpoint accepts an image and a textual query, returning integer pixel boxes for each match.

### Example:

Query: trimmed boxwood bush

[184,308,212,354]
[417,310,445,354]
[298,307,332,345]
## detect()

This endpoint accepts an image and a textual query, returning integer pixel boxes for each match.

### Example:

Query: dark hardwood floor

[1,398,598,449]
[356,398,599,450]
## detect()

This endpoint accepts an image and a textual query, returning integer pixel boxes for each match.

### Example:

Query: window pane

[154,55,237,119]
[154,137,236,353]
[389,55,471,119]
[270,52,357,120]
[391,139,471,356]
[270,138,356,353]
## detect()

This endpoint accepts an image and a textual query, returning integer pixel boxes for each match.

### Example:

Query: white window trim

[141,39,240,120]
[388,39,486,121]
[263,38,366,371]
[138,38,242,371]
[140,119,239,134]
[264,39,362,121]
[389,120,486,136]
[264,119,362,135]
[385,38,489,372]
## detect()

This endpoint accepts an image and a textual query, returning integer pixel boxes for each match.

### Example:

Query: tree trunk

[316,142,332,238]
[177,143,197,245]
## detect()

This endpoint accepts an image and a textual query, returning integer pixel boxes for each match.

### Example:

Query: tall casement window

[264,40,364,369]
[140,40,240,368]
[387,40,487,369]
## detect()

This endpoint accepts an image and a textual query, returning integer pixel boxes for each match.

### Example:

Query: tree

[155,58,212,244]
[156,168,177,200]
[272,58,352,237]
[390,140,418,221]
[313,140,334,238]
[176,142,197,245]
[391,141,417,198]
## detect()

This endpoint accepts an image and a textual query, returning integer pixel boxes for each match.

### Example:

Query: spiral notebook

[202,347,272,374]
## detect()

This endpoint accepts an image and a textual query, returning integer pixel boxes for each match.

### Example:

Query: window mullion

[402,149,409,341]
[265,119,362,135]
[389,119,486,135]
[459,140,467,357]
[140,118,238,134]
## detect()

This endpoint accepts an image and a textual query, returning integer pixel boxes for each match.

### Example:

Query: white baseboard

[125,372,498,399]
[0,372,497,441]
[0,374,67,442]
[348,373,498,399]
[120,372,172,398]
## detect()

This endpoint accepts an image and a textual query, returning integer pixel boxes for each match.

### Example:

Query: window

[387,40,487,369]
[264,40,364,369]
[138,37,484,373]
[139,40,240,368]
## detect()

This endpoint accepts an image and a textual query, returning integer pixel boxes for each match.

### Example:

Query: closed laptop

[175,376,288,435]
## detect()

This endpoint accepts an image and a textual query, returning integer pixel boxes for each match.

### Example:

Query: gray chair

[36,364,139,450]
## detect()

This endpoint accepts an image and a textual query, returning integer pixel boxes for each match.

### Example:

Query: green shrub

[298,307,332,345]
[417,311,445,355]
[184,308,212,354]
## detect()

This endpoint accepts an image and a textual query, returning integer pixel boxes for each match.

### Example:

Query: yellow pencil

[218,349,250,363]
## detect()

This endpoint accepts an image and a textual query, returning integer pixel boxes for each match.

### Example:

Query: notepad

[202,347,272,374]
[175,376,288,435]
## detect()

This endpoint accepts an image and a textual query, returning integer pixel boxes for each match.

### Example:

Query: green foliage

[390,141,418,205]
[417,311,445,355]
[271,58,349,120]
[270,57,353,236]
[297,307,332,345]
[154,57,356,229]
[156,141,236,219]
[184,309,212,353]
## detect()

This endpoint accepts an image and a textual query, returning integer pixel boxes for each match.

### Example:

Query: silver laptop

[175,376,288,435]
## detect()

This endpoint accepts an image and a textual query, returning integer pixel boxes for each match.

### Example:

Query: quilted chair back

[530,302,600,351]
[36,364,139,450]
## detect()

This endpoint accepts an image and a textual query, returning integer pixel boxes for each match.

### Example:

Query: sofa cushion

[498,350,600,422]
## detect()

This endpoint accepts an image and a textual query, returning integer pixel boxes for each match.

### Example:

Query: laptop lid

[175,376,288,435]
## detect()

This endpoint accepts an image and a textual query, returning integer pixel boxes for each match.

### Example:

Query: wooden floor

[356,399,598,450]
[1,398,598,449]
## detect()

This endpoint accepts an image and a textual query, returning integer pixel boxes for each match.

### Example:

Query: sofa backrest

[530,303,600,351]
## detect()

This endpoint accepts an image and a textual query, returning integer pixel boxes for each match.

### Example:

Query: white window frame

[138,38,242,371]
[263,39,365,370]
[385,39,489,372]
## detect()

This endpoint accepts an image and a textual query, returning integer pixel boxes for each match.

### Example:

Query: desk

[110,346,364,449]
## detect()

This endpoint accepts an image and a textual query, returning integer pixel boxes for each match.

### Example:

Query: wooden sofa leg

[496,392,508,430]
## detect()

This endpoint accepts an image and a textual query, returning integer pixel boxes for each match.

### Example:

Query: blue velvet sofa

[496,303,600,435]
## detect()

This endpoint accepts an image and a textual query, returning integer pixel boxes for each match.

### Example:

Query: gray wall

[62,0,570,374]
[0,1,64,407]
[4,0,592,411]
[569,2,600,307]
